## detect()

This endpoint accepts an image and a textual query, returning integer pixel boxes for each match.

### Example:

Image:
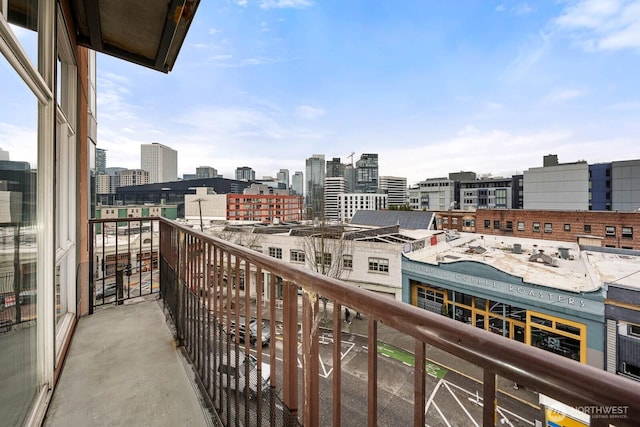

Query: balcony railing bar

[98,217,640,426]
[414,340,426,426]
[367,318,378,426]
[333,302,342,427]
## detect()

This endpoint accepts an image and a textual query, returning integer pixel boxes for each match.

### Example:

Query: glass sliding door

[0,7,40,424]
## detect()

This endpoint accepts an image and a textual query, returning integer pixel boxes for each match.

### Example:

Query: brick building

[475,209,640,249]
[434,211,477,232]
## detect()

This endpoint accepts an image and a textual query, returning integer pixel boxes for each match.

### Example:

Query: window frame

[368,257,389,273]
[268,247,282,259]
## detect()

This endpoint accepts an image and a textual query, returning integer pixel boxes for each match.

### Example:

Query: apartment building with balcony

[409,177,455,211]
[0,0,199,424]
[5,2,640,426]
[459,176,515,210]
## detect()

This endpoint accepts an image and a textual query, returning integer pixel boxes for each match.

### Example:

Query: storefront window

[527,311,585,363]
[531,328,581,361]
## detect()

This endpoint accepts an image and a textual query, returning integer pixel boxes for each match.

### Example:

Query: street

[244,328,541,426]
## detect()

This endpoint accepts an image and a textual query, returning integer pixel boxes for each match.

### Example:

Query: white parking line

[425,378,444,411]
[431,401,453,427]
[496,407,515,427]
[442,379,534,426]
[443,381,479,427]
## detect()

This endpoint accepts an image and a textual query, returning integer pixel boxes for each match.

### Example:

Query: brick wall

[475,209,640,249]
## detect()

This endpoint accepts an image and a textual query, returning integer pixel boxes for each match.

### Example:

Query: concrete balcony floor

[43,298,214,426]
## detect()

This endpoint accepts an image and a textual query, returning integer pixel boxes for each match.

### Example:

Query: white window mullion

[37,0,56,388]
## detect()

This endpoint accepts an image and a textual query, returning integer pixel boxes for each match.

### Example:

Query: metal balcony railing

[89,218,160,312]
[91,217,640,426]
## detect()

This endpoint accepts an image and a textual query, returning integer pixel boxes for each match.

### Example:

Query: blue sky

[3,1,640,185]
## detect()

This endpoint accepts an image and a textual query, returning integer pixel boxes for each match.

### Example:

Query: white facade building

[338,193,387,222]
[409,178,455,211]
[118,169,150,187]
[523,162,589,210]
[184,188,228,223]
[324,177,346,221]
[379,176,408,206]
[96,173,114,194]
[213,226,432,301]
[141,142,178,184]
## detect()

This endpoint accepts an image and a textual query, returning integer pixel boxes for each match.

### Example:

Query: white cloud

[0,122,38,167]
[555,0,640,51]
[294,105,326,120]
[496,4,506,13]
[503,30,550,80]
[233,0,248,7]
[260,0,314,10]
[261,21,270,32]
[544,89,586,102]
[209,27,220,35]
[513,3,534,15]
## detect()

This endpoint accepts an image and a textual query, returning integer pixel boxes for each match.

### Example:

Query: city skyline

[3,1,640,184]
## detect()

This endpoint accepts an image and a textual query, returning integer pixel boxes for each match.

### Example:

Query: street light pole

[194,198,204,231]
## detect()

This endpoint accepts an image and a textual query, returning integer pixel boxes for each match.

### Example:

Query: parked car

[229,316,271,347]
[95,283,117,300]
[216,349,271,397]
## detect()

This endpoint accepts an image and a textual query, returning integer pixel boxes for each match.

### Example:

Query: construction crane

[347,151,355,166]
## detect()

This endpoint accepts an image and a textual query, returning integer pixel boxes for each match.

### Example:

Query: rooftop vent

[558,247,570,260]
[513,243,522,254]
[466,246,487,255]
[528,250,557,267]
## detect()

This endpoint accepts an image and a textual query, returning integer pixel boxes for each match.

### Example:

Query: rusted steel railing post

[414,341,426,427]
[282,280,299,425]
[368,319,378,426]
[483,370,497,426]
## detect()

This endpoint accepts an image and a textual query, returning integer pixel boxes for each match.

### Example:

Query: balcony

[46,217,640,426]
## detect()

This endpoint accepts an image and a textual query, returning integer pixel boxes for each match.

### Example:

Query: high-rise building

[292,171,304,196]
[0,147,10,161]
[305,154,325,216]
[235,166,255,181]
[140,142,177,184]
[96,174,114,194]
[95,148,107,175]
[326,157,346,178]
[324,177,346,221]
[379,176,407,206]
[355,153,378,193]
[277,169,290,189]
[118,169,150,187]
[196,166,218,179]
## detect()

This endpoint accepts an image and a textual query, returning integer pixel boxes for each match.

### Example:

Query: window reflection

[0,15,39,423]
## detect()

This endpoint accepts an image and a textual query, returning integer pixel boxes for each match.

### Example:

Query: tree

[302,224,352,322]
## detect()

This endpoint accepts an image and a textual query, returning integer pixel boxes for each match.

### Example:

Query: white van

[216,350,271,397]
